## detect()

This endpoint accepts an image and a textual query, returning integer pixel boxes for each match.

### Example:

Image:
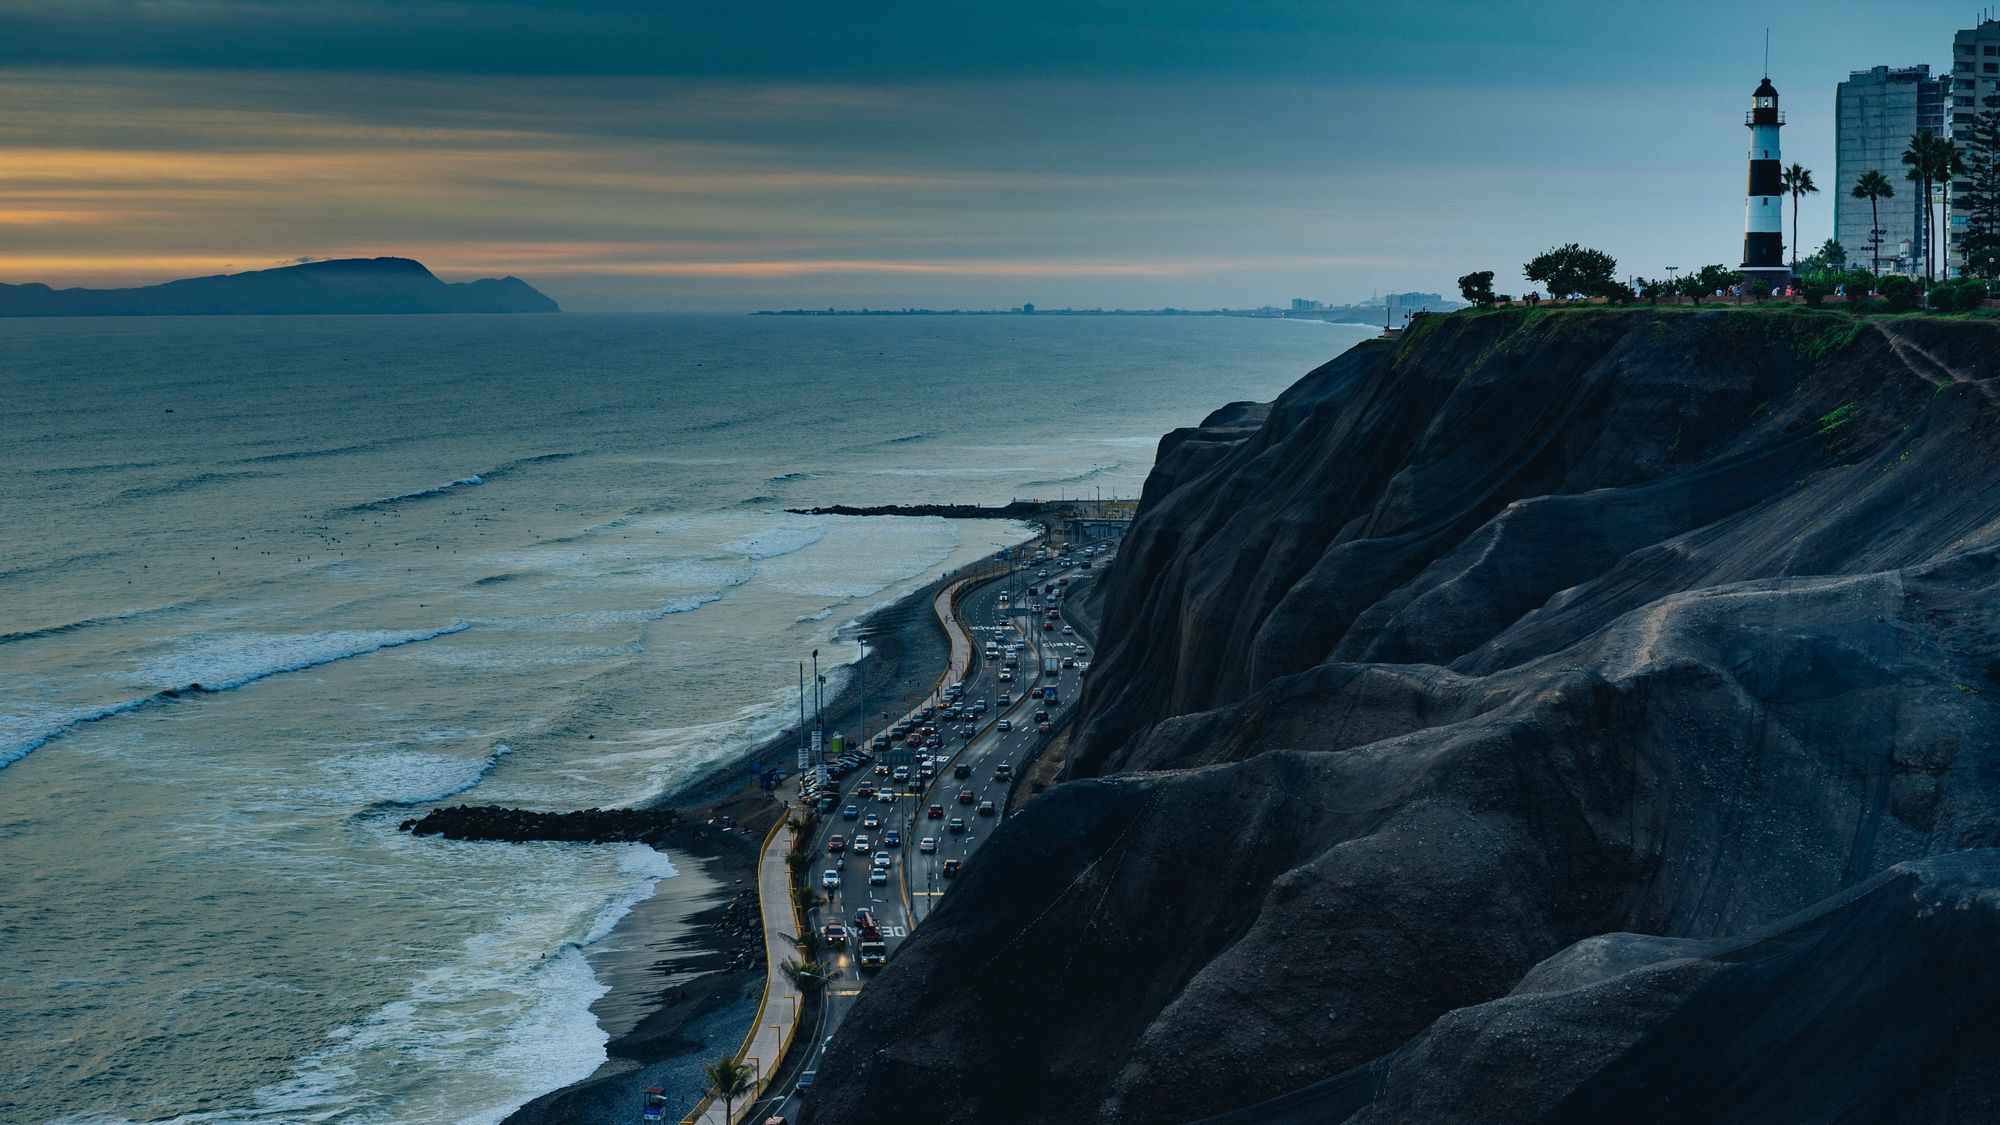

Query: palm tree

[704,1056,756,1124]
[1853,170,1895,274]
[1781,164,1818,272]
[781,957,832,994]
[1904,130,1963,285]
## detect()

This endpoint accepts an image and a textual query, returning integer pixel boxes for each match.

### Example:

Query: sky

[0,1,1989,311]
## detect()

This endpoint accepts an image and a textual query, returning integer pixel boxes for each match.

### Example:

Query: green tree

[781,957,832,995]
[1678,264,1744,305]
[1457,270,1496,307]
[1782,164,1819,271]
[1903,130,1962,286]
[1878,274,1922,311]
[703,1057,757,1124]
[1816,239,1847,269]
[1958,93,2000,280]
[1852,170,1896,273]
[1523,243,1618,299]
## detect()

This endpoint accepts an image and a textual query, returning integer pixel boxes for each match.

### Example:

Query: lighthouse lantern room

[1741,76,1789,290]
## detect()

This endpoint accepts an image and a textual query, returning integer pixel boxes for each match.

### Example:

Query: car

[822,869,841,890]
[904,733,923,747]
[978,800,996,817]
[943,859,962,878]
[948,817,967,834]
[921,761,940,776]
[1038,722,1053,733]
[1042,621,1054,631]
[1038,569,1048,577]
[954,763,972,779]
[998,669,1013,682]
[1030,687,1043,700]
[827,834,847,853]
[883,829,902,847]
[1062,656,1076,668]
[842,804,859,820]
[871,736,890,751]
[822,921,848,947]
[957,787,975,804]
[975,699,989,712]
[1058,576,1070,586]
[874,763,890,776]
[852,834,871,854]
[876,789,897,804]
[919,836,938,853]
[869,867,889,886]
[855,783,875,798]
[997,719,1011,732]
[862,812,880,830]
[1063,626,1074,634]
[998,693,1011,706]
[994,763,1013,781]
[872,851,891,868]
[959,724,975,737]
[1034,709,1049,723]
[891,765,910,783]
[928,803,945,819]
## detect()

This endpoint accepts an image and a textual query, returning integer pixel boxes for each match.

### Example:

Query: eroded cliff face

[808,310,2000,1124]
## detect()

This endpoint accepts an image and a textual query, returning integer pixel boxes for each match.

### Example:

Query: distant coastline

[0,256,559,317]
[752,304,1456,324]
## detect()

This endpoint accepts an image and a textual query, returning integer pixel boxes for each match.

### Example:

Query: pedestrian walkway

[689,814,800,1124]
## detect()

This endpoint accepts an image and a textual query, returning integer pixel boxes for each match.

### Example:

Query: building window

[1989,63,1999,73]
[1987,45,2000,55]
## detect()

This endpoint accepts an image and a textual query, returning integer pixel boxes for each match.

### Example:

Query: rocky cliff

[0,256,558,316]
[807,308,2000,1123]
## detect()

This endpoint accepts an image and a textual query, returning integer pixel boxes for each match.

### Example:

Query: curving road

[747,534,1118,1123]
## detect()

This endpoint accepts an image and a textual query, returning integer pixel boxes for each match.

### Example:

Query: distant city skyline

[0,1,1990,310]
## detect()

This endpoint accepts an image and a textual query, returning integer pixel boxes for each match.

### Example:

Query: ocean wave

[648,592,724,619]
[334,453,577,514]
[0,602,186,646]
[1015,462,1126,492]
[0,623,471,771]
[0,549,120,586]
[354,744,514,812]
[472,572,522,586]
[228,440,387,465]
[794,608,836,623]
[881,432,931,445]
[768,471,818,483]
[27,457,165,478]
[339,474,485,513]
[737,494,778,507]
[113,470,275,502]
[724,524,827,561]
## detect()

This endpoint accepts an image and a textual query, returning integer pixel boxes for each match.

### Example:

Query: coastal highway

[750,537,1113,1123]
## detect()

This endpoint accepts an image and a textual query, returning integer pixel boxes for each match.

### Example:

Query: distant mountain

[0,257,560,316]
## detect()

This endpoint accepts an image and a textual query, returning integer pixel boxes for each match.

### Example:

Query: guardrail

[681,811,797,1125]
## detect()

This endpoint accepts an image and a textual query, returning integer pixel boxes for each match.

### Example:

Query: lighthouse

[1741,75,1789,290]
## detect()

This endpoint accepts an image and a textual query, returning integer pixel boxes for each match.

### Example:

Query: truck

[1043,656,1060,676]
[854,908,888,969]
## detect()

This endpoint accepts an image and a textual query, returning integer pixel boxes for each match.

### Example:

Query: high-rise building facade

[1835,64,1947,274]
[1949,18,2000,274]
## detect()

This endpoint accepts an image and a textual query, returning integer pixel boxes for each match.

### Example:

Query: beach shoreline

[502,536,1027,1124]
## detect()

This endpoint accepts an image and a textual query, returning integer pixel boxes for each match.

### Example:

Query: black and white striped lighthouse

[1741,76,1789,289]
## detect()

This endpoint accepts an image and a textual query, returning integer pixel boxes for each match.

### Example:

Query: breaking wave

[0,623,471,771]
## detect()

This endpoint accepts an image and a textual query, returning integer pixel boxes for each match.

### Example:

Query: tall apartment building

[1835,65,1948,274]
[1949,18,2000,274]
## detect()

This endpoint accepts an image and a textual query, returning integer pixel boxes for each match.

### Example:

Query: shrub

[1800,279,1833,307]
[1457,271,1496,307]
[1878,274,1921,311]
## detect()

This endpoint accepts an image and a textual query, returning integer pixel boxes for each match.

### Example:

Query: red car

[957,787,975,804]
[822,921,848,947]
[855,783,875,798]
[827,834,846,853]
[1041,621,1054,631]
[927,803,945,819]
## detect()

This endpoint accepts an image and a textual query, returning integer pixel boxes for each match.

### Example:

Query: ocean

[0,312,1370,1124]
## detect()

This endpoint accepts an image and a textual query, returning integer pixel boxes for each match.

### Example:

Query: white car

[821,870,841,890]
[869,867,889,885]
